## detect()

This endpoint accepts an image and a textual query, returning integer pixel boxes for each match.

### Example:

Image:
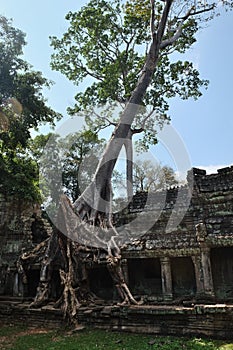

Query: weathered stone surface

[1,166,233,336]
[115,166,233,303]
[3,300,231,339]
[0,196,51,296]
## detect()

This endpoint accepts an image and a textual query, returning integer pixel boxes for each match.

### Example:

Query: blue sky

[1,1,233,177]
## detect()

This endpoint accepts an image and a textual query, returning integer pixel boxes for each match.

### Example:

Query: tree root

[18,193,139,325]
[30,281,50,308]
[59,269,80,322]
[107,255,139,305]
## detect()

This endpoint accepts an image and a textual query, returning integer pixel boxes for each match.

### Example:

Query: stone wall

[0,194,52,296]
[113,166,233,303]
[1,167,233,338]
[1,166,233,305]
[1,301,233,339]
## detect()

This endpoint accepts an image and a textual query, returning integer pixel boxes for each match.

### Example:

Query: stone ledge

[1,300,233,339]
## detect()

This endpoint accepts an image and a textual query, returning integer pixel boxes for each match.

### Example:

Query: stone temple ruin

[1,166,233,337]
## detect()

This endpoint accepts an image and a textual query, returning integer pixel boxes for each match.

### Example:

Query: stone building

[1,166,233,304]
[0,195,52,297]
[116,166,233,303]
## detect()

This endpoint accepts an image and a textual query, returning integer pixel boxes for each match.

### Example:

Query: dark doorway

[88,266,114,300]
[171,257,196,298]
[50,270,62,300]
[128,258,162,297]
[211,247,233,300]
[26,269,40,297]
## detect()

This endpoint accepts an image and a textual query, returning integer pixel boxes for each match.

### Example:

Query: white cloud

[175,170,188,182]
[175,164,233,183]
[195,164,232,174]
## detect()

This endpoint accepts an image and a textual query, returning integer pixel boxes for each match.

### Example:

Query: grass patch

[0,325,233,350]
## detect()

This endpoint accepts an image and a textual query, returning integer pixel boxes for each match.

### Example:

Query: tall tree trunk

[74,0,173,217]
[28,0,174,320]
[124,129,134,199]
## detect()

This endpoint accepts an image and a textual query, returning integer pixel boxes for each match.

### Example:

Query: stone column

[121,259,129,285]
[195,222,215,298]
[160,257,173,301]
[200,247,214,297]
[192,255,205,297]
[12,271,25,297]
[13,272,19,296]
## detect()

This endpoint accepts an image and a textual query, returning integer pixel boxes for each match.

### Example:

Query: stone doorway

[88,265,114,301]
[128,258,162,298]
[26,269,40,297]
[211,247,233,300]
[171,257,196,298]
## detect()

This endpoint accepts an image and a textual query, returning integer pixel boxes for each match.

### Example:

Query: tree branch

[160,4,215,50]
[81,66,104,81]
[132,108,155,134]
[150,0,155,38]
[129,0,173,106]
[124,130,133,199]
[156,0,173,43]
[160,7,193,49]
[92,110,117,127]
[178,4,215,20]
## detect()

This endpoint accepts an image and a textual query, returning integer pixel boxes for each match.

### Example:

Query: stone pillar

[160,257,173,301]
[195,222,214,298]
[12,271,25,297]
[192,255,205,297]
[121,259,129,285]
[13,272,19,296]
[200,247,214,297]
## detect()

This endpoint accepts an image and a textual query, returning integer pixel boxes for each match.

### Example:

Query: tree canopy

[0,16,60,200]
[32,130,103,204]
[50,0,211,150]
[47,0,233,217]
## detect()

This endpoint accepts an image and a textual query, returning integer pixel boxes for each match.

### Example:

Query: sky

[1,0,233,178]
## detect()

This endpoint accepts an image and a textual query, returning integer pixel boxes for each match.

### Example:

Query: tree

[21,0,233,323]
[0,151,40,201]
[60,0,231,227]
[0,16,59,140]
[0,16,60,200]
[61,130,103,201]
[133,159,178,192]
[50,0,208,141]
[31,130,103,203]
[50,0,209,196]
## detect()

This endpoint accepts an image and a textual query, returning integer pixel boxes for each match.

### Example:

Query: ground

[0,323,233,350]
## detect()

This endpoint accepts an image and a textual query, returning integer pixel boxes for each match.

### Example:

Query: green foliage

[0,16,60,147]
[50,0,209,150]
[50,0,149,107]
[0,16,60,201]
[32,130,104,204]
[61,130,104,201]
[0,325,232,350]
[0,150,40,201]
[29,133,52,161]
